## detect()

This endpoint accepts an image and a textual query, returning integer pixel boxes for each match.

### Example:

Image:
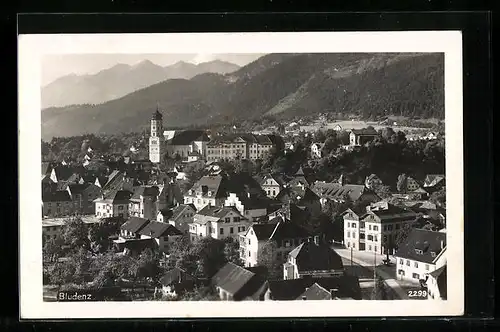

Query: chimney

[313,235,320,245]
[247,192,251,199]
[440,240,444,249]
[330,288,339,299]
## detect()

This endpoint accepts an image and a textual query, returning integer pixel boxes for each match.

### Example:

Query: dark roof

[298,276,362,300]
[251,218,309,242]
[288,242,344,273]
[119,238,158,254]
[363,204,418,223]
[259,173,286,186]
[187,175,226,198]
[98,189,133,204]
[423,174,445,188]
[394,229,446,264]
[350,128,379,136]
[207,133,273,146]
[152,109,163,120]
[268,276,362,301]
[52,165,73,181]
[160,267,196,286]
[42,190,72,202]
[67,183,89,196]
[42,162,54,176]
[139,221,183,238]
[312,183,379,202]
[130,186,160,200]
[169,130,210,145]
[211,262,266,300]
[121,217,150,234]
[195,206,243,224]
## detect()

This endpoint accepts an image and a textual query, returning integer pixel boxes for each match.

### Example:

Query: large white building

[342,202,417,255]
[188,205,250,242]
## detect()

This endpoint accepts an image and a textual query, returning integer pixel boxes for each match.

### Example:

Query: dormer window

[208,191,212,197]
[431,251,436,257]
[415,249,423,255]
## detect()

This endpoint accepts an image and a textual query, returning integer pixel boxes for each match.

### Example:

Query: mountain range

[41,59,240,108]
[41,53,444,141]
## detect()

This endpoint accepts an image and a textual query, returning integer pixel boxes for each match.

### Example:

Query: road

[335,248,410,300]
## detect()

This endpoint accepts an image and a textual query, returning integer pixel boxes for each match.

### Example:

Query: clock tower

[149,106,164,163]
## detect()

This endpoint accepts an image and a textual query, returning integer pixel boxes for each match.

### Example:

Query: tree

[396,174,408,193]
[61,217,91,252]
[371,277,389,300]
[223,237,243,266]
[133,248,162,283]
[181,285,220,301]
[257,241,281,280]
[429,187,446,208]
[88,217,123,254]
[394,222,414,250]
[322,136,340,155]
[43,235,65,263]
[371,183,392,199]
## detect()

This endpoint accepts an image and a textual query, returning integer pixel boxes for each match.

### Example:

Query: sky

[41,53,264,86]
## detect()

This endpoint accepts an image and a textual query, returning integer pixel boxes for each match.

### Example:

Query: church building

[149,107,165,164]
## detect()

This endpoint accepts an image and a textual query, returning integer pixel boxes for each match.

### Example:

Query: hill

[41,53,444,141]
[41,59,240,108]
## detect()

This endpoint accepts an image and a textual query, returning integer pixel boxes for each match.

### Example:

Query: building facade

[149,108,165,164]
[206,134,280,162]
[189,206,250,242]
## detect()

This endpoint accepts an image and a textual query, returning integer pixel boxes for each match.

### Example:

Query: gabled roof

[297,276,362,300]
[130,186,160,200]
[97,189,133,204]
[139,221,182,238]
[211,262,266,300]
[186,175,226,198]
[42,190,72,202]
[363,204,417,223]
[160,267,196,286]
[288,242,344,273]
[429,264,447,299]
[268,276,362,301]
[120,217,150,234]
[315,183,378,202]
[423,174,446,188]
[350,128,379,136]
[168,130,210,145]
[52,165,73,181]
[163,204,197,222]
[66,183,89,196]
[42,162,54,176]
[250,219,309,242]
[195,205,243,222]
[394,229,446,264]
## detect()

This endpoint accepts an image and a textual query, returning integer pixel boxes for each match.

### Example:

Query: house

[310,142,325,159]
[364,174,383,190]
[289,166,312,188]
[128,186,160,220]
[159,267,198,299]
[426,264,447,300]
[343,202,418,254]
[166,130,210,160]
[42,174,57,194]
[187,151,202,162]
[239,216,310,268]
[394,229,446,284]
[66,183,102,215]
[264,276,362,301]
[409,187,430,200]
[283,240,344,280]
[139,221,183,253]
[257,173,286,199]
[42,191,74,218]
[184,175,229,211]
[157,181,184,212]
[398,175,422,193]
[333,124,343,131]
[157,203,197,233]
[172,165,187,181]
[211,262,268,301]
[275,187,322,217]
[189,205,250,242]
[118,216,150,240]
[349,128,379,146]
[223,192,269,222]
[94,189,133,218]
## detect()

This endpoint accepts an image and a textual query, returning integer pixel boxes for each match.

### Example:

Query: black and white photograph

[19,31,464,318]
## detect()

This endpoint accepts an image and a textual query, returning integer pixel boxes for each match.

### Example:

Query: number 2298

[408,290,427,298]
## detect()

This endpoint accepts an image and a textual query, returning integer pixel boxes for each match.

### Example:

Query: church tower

[149,105,164,163]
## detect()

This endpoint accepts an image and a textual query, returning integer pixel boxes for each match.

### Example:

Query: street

[335,247,418,300]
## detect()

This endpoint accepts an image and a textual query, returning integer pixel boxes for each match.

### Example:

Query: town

[42,107,447,302]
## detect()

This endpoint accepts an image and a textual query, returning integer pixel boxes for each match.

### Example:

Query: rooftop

[394,229,446,264]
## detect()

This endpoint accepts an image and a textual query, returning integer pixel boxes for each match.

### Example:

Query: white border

[19,31,464,319]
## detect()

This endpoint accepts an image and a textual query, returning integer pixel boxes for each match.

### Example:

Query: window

[406,260,410,266]
[425,264,429,271]
[248,239,251,245]
[415,249,423,255]
[431,252,436,257]
[374,246,377,252]
[230,227,234,234]
[373,226,379,231]
[398,269,405,276]
[383,225,387,231]
[412,273,420,279]
[248,251,251,257]
[352,223,356,229]
[367,235,373,241]
[383,235,387,242]
[225,217,230,223]
[118,205,123,210]
[241,226,245,231]
[347,242,350,248]
[368,245,372,251]
[368,225,372,230]
[388,225,394,231]
[347,222,350,228]
[414,262,419,268]
[234,217,240,223]
[399,259,403,265]
[352,233,356,239]
[353,243,356,249]
[374,236,378,242]
[220,228,224,235]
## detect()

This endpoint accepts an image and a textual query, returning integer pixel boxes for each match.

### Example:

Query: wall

[395,250,446,283]
[43,201,73,218]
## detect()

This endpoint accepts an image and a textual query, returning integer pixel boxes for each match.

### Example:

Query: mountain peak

[133,59,160,69]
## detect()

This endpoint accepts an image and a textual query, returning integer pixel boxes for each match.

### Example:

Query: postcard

[19,31,463,318]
